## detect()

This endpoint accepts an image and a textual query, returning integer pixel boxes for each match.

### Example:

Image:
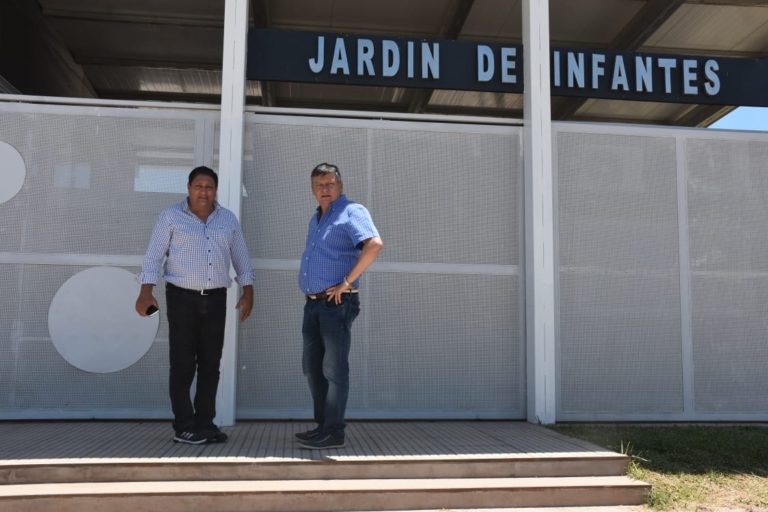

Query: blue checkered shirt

[299,194,379,294]
[139,198,255,290]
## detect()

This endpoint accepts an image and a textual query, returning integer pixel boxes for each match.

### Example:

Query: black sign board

[247,28,768,107]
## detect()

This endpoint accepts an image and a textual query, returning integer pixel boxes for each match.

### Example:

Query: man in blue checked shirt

[135,166,255,446]
[295,163,383,450]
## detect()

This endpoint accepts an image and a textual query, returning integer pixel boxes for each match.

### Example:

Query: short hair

[311,162,341,179]
[188,166,218,188]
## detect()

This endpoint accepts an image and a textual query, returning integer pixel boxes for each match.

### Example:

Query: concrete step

[0,476,650,511]
[354,508,646,512]
[0,454,629,485]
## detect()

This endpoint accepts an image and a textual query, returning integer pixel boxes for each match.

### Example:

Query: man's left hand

[326,279,352,305]
[236,285,254,322]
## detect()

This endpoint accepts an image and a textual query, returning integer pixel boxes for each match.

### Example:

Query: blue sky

[709,107,768,131]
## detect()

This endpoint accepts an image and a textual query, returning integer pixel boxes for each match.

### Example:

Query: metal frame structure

[2,0,766,424]
[552,120,768,422]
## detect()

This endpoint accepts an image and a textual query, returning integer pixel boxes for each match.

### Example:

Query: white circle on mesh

[0,141,26,204]
[48,267,159,373]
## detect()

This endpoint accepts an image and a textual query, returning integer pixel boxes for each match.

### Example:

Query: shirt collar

[182,198,220,215]
[315,194,349,216]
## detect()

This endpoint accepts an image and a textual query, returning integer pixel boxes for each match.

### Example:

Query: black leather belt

[167,282,226,296]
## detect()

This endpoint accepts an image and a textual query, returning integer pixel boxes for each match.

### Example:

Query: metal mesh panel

[0,264,170,416]
[687,138,768,412]
[0,103,207,418]
[237,116,524,418]
[5,100,768,421]
[236,270,307,416]
[240,122,369,260]
[363,273,523,417]
[0,109,199,255]
[369,129,520,266]
[557,130,683,417]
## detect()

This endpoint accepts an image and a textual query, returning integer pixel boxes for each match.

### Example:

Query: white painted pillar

[216,0,249,427]
[523,0,557,424]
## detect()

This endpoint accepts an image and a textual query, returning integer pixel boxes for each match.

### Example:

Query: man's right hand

[135,284,158,316]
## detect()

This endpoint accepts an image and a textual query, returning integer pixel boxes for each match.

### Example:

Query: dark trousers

[166,283,227,432]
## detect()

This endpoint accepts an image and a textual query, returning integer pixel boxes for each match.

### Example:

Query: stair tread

[0,476,649,497]
[0,452,626,467]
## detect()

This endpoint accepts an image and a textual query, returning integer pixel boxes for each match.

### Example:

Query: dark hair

[311,162,341,178]
[188,166,218,187]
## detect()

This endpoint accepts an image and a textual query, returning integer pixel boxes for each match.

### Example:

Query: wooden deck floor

[0,421,613,465]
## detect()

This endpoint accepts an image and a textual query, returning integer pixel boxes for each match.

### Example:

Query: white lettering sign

[477,45,494,82]
[305,35,725,101]
[476,45,518,83]
[704,59,721,96]
[330,38,350,75]
[382,40,399,77]
[611,55,629,91]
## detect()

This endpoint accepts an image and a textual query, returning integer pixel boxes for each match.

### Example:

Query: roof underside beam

[250,0,275,106]
[687,0,768,5]
[676,104,737,126]
[553,0,687,120]
[407,0,476,113]
[1,0,96,98]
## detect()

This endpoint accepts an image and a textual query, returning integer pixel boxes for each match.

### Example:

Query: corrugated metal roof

[2,0,766,125]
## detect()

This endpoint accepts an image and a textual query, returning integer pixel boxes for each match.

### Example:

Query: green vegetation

[551,424,768,510]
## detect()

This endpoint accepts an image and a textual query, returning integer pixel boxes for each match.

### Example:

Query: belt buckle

[200,289,208,296]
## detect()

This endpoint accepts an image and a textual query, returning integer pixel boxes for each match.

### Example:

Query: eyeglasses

[311,163,340,177]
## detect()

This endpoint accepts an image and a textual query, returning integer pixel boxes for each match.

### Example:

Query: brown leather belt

[306,289,359,301]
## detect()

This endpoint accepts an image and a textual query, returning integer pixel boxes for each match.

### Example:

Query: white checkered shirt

[138,199,255,290]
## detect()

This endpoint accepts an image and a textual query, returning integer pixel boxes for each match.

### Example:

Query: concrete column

[523,0,556,424]
[216,0,249,427]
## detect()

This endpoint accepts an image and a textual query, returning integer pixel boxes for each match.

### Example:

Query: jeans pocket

[322,298,344,309]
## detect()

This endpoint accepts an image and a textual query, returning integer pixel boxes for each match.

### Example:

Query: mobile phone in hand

[146,305,159,317]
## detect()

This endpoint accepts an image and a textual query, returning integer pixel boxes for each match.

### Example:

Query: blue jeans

[302,293,360,438]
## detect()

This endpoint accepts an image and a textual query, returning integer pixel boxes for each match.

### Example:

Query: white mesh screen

[368,129,520,265]
[7,101,766,422]
[235,269,307,416]
[0,104,210,418]
[0,264,170,415]
[556,129,684,418]
[687,137,768,413]
[237,117,525,419]
[362,273,522,416]
[0,109,200,255]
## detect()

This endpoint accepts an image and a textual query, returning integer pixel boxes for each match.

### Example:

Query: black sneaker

[294,427,322,441]
[173,430,207,445]
[298,433,345,450]
[200,425,228,443]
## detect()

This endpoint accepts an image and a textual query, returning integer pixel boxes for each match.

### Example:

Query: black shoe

[294,427,322,441]
[200,425,228,443]
[299,433,345,450]
[173,430,207,445]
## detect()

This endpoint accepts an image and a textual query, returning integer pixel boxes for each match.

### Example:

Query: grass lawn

[551,424,768,511]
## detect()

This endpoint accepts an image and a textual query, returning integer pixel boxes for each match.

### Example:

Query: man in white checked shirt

[135,166,255,445]
[295,163,383,450]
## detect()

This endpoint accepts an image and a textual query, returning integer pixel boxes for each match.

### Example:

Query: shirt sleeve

[137,209,172,285]
[229,216,255,287]
[346,204,380,246]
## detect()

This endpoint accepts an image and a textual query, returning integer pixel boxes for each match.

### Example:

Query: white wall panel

[687,137,768,413]
[556,127,684,419]
[0,102,213,419]
[5,100,768,421]
[236,114,525,419]
[556,123,768,421]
